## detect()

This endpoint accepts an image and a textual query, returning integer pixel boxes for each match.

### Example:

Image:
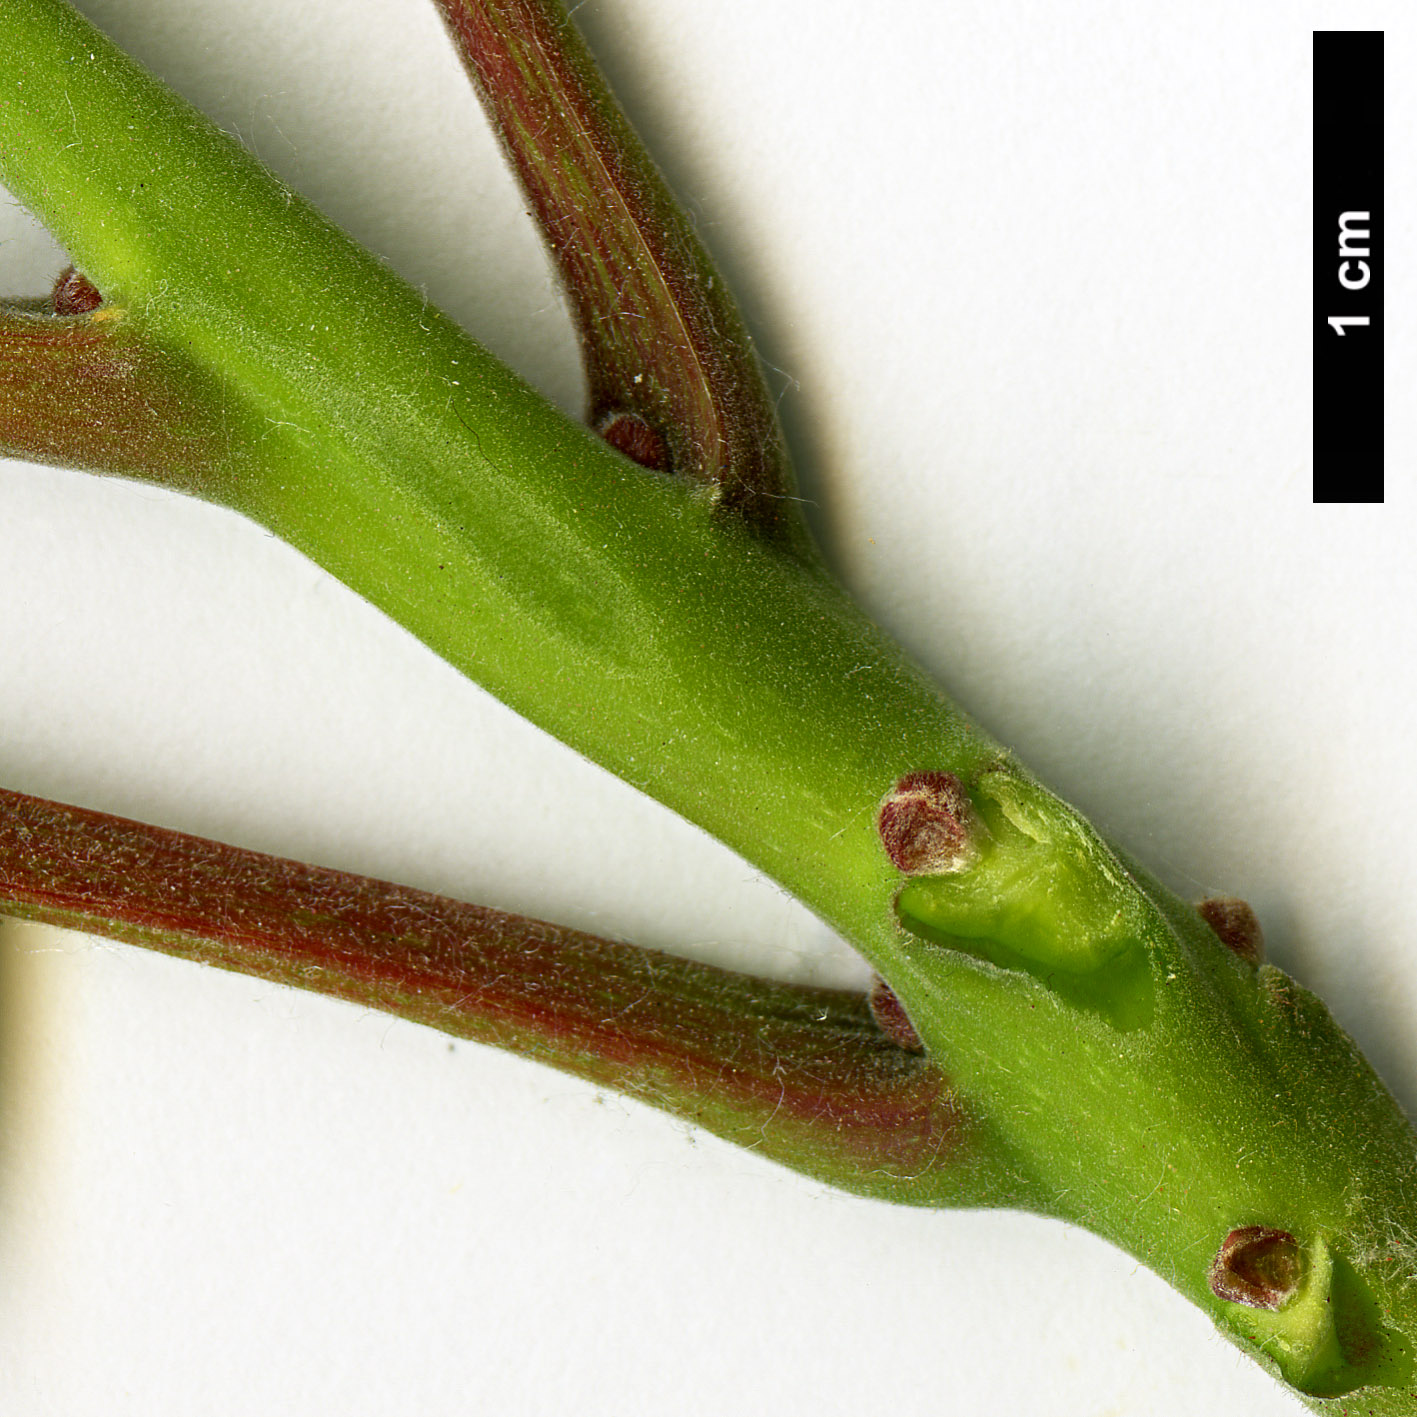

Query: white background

[1,1,1413,1413]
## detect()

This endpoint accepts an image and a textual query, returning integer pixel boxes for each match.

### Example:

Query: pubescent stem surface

[2,0,1416,1405]
[0,786,1038,1210]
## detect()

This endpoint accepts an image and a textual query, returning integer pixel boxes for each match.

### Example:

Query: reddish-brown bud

[869,975,925,1053]
[1197,896,1265,965]
[52,266,102,316]
[598,410,670,472]
[1209,1226,1302,1309]
[877,771,976,875]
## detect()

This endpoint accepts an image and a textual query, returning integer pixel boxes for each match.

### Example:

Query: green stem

[2,0,1416,1406]
[0,0,1001,963]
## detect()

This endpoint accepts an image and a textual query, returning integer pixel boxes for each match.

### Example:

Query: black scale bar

[1313,32,1384,503]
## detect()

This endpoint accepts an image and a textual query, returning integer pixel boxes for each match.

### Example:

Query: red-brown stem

[0,787,965,1199]
[0,305,229,490]
[429,0,813,556]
